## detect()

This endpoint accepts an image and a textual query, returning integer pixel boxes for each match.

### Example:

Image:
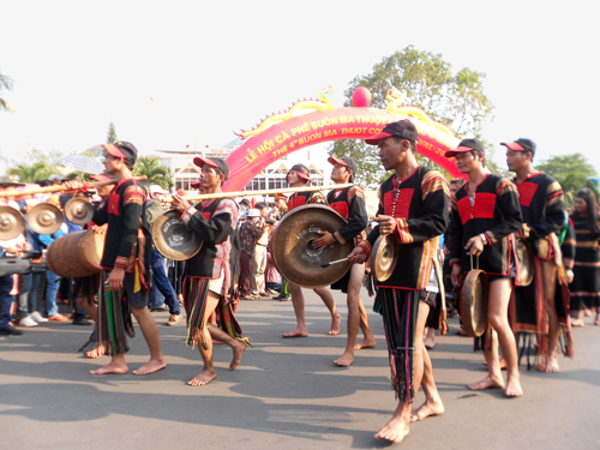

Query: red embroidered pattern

[472,193,496,220]
[384,189,414,219]
[457,197,471,225]
[456,193,496,224]
[288,194,306,211]
[108,193,121,217]
[123,185,145,206]
[330,201,349,218]
[516,182,538,207]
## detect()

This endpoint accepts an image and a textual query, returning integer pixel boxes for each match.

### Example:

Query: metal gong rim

[0,205,26,240]
[461,269,489,337]
[152,210,203,261]
[65,197,95,225]
[270,204,352,288]
[514,238,534,287]
[28,203,63,235]
[371,234,399,282]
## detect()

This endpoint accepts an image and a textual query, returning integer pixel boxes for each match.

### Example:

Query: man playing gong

[445,138,523,397]
[348,120,449,443]
[170,157,250,386]
[313,156,376,367]
[282,164,342,338]
[503,138,571,372]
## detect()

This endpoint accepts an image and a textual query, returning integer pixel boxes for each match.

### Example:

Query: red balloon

[352,87,371,107]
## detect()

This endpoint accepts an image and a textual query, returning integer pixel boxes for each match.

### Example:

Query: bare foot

[85,344,106,359]
[133,359,167,375]
[354,336,377,350]
[229,341,246,370]
[328,313,342,336]
[537,356,559,373]
[410,399,445,422]
[334,350,354,367]
[571,319,585,327]
[283,327,308,338]
[187,369,217,386]
[505,375,523,398]
[90,362,129,375]
[468,375,505,391]
[375,416,410,443]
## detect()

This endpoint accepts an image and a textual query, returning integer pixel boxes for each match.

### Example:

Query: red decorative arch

[223,102,461,192]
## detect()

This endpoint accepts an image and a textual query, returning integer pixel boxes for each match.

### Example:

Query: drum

[46,230,105,277]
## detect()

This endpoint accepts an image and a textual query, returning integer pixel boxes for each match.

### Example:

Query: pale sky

[1,0,598,173]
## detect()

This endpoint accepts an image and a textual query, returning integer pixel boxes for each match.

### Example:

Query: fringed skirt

[509,257,573,368]
[373,288,421,404]
[94,271,134,356]
[183,276,252,350]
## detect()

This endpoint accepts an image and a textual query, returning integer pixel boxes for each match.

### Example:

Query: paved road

[1,288,599,449]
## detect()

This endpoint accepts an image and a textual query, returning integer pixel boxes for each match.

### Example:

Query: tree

[106,121,118,143]
[133,156,173,189]
[536,153,598,208]
[329,46,493,186]
[5,149,72,182]
[0,70,15,113]
[8,161,55,182]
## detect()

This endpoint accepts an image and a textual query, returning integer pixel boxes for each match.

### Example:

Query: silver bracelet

[479,233,487,246]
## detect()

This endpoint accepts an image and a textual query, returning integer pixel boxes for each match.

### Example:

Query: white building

[151,139,332,198]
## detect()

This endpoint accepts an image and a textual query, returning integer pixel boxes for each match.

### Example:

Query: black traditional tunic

[448,174,522,276]
[569,213,600,311]
[360,167,449,290]
[357,166,449,403]
[182,197,237,282]
[327,185,368,293]
[514,172,565,258]
[93,179,150,274]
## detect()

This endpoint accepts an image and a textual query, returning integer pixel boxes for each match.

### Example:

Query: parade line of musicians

[1,120,599,443]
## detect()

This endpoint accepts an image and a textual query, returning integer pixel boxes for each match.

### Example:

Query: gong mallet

[320,257,349,268]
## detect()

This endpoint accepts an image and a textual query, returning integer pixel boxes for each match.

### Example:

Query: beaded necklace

[391,174,402,217]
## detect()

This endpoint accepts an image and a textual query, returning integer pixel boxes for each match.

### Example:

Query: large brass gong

[270,205,353,288]
[152,210,203,261]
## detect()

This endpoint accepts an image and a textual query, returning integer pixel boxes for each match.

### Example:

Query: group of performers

[4,119,594,445]
[349,121,581,443]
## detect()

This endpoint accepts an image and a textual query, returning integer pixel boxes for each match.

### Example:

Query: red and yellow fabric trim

[421,170,449,201]
[395,218,413,244]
